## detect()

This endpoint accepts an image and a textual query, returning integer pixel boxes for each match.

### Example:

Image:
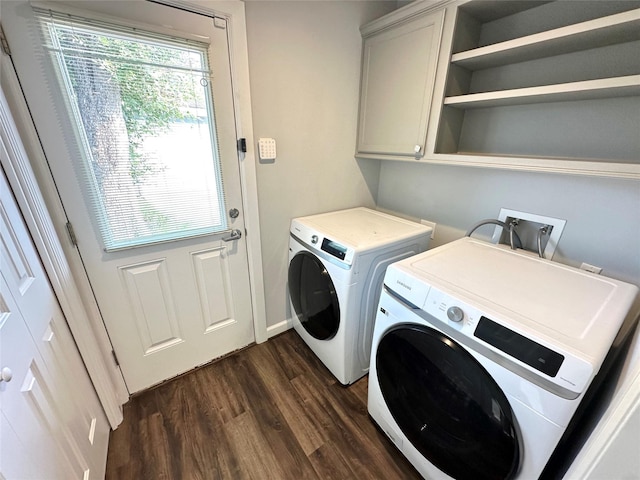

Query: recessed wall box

[492,208,566,259]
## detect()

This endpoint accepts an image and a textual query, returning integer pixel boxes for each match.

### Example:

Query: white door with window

[4,1,255,393]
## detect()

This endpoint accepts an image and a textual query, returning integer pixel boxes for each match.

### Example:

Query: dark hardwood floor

[105,330,421,479]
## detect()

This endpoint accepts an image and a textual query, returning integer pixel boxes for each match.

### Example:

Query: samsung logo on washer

[396,280,412,291]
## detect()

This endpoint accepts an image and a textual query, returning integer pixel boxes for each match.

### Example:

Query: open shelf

[444,75,640,109]
[432,1,640,176]
[451,9,640,70]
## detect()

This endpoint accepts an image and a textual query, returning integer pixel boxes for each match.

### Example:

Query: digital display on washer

[475,317,564,377]
[321,238,347,260]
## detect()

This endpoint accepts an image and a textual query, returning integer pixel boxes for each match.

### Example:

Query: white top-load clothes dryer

[288,207,432,385]
[368,237,639,479]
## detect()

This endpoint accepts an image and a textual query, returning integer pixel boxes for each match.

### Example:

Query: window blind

[33,7,228,251]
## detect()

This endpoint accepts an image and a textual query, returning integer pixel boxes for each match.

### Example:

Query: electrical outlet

[492,208,566,259]
[580,262,602,274]
[420,219,436,240]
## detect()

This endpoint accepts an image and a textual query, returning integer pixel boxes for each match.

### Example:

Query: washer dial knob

[447,306,464,323]
[311,235,319,245]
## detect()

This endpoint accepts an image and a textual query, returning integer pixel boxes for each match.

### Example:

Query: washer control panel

[447,306,464,323]
[381,245,601,398]
[425,287,565,375]
[418,284,592,396]
[424,287,480,333]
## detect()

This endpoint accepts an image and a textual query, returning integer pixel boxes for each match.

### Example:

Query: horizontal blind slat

[33,6,228,251]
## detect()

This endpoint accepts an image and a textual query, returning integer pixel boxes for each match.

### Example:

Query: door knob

[1,367,13,383]
[222,229,242,242]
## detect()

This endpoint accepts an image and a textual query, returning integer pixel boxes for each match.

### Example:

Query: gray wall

[245,0,640,333]
[245,1,397,331]
[377,162,640,286]
[377,162,640,469]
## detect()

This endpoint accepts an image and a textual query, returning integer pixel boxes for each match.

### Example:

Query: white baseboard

[267,318,292,339]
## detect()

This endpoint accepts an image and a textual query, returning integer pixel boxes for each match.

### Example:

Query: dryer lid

[291,207,431,252]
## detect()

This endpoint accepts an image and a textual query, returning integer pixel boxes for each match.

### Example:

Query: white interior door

[1,165,110,479]
[0,275,69,479]
[5,1,255,393]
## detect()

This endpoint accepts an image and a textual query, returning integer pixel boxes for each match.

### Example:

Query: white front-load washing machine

[368,237,639,479]
[288,207,431,385]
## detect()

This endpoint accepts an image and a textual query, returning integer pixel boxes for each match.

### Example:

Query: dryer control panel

[290,219,355,266]
[321,238,348,260]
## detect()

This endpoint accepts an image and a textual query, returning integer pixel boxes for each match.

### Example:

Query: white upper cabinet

[357,0,640,178]
[356,5,445,159]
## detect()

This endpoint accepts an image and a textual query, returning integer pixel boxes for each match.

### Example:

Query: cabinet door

[357,9,444,158]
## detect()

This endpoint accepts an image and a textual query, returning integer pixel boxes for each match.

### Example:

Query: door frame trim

[177,0,269,345]
[160,0,268,345]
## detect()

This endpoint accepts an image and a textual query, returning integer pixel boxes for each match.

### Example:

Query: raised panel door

[1,156,109,479]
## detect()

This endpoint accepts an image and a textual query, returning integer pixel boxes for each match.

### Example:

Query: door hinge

[111,350,120,367]
[0,25,11,56]
[65,221,78,246]
[237,138,247,153]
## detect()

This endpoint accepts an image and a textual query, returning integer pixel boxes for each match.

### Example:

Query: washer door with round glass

[376,324,521,480]
[288,251,340,340]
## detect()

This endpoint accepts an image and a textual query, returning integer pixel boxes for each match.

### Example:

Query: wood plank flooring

[105,330,421,479]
